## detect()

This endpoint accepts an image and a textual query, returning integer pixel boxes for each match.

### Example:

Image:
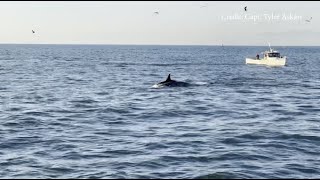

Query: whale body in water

[152,74,189,88]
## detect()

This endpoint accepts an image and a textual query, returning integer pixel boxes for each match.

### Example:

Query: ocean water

[0,44,319,179]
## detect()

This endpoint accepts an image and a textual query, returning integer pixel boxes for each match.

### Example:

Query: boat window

[268,53,280,57]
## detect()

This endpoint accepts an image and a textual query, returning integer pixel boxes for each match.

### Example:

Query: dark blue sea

[0,44,319,179]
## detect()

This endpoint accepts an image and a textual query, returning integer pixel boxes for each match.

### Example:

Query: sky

[0,1,319,46]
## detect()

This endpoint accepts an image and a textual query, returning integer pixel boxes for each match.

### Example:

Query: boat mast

[268,42,272,52]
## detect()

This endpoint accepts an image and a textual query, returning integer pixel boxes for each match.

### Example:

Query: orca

[153,74,189,88]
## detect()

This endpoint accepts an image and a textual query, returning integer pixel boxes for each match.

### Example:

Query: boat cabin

[267,52,280,58]
[264,50,282,58]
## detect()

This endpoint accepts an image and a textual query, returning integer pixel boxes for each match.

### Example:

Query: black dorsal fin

[165,74,171,82]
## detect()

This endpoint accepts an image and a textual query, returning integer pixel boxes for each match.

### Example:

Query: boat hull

[245,57,286,66]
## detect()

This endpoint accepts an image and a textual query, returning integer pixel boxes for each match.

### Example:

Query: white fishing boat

[246,44,286,66]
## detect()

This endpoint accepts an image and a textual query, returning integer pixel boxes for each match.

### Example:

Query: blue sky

[0,1,319,45]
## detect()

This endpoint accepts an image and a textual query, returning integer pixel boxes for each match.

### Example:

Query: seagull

[200,3,208,8]
[244,6,247,11]
[32,30,35,34]
[305,17,312,22]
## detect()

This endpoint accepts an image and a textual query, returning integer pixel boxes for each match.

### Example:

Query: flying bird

[32,30,35,34]
[244,6,247,11]
[154,11,159,15]
[305,17,312,22]
[200,3,208,8]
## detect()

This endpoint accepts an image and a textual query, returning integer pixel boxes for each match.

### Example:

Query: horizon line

[0,43,319,47]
